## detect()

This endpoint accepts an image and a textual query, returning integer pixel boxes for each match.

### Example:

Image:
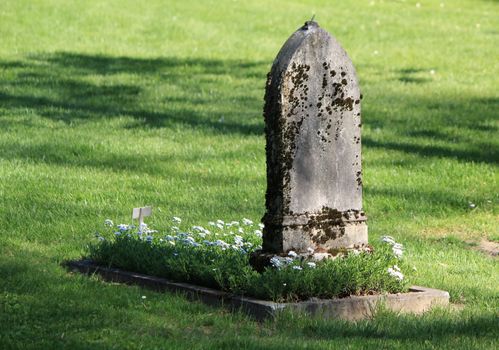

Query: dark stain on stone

[302,207,366,245]
[332,96,354,111]
[263,61,312,250]
[356,171,362,186]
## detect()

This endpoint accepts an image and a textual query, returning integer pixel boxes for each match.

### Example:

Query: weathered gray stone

[262,21,367,254]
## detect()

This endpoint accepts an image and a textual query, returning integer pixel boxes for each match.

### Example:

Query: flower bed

[88,217,409,302]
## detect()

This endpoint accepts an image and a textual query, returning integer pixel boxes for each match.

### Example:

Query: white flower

[393,247,403,258]
[214,240,230,249]
[234,235,244,246]
[381,236,396,245]
[242,218,253,225]
[254,230,262,238]
[270,256,283,269]
[381,236,404,258]
[104,219,114,227]
[284,257,293,264]
[165,235,174,241]
[230,221,240,226]
[307,247,315,254]
[208,221,216,226]
[216,219,224,225]
[117,224,129,232]
[172,217,181,224]
[171,226,180,232]
[392,242,403,249]
[183,236,196,244]
[258,223,264,229]
[216,223,224,229]
[288,250,298,258]
[192,226,204,232]
[138,222,148,234]
[306,262,316,269]
[387,266,404,280]
[292,265,303,271]
[141,295,146,299]
[238,227,244,234]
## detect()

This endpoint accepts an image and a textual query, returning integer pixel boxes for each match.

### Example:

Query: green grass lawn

[0,0,498,348]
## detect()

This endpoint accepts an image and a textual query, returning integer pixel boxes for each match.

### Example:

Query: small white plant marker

[132,206,152,226]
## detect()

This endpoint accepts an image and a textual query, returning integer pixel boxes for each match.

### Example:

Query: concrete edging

[64,260,449,321]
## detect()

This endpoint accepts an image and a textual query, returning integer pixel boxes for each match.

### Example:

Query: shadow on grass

[396,68,432,84]
[0,52,267,134]
[0,52,497,166]
[363,136,497,164]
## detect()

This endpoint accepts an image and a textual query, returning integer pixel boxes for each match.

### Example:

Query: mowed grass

[0,0,498,348]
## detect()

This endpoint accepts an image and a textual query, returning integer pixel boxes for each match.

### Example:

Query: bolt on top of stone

[302,20,319,31]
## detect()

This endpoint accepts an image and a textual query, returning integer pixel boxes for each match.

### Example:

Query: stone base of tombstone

[262,209,368,252]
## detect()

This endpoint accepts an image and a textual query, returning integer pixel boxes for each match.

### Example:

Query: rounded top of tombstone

[301,21,319,31]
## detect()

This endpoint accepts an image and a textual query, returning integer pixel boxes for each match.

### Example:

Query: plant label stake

[132,206,152,226]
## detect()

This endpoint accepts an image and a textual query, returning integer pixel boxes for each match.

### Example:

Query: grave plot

[68,20,449,320]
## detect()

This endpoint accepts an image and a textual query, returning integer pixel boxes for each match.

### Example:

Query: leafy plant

[88,217,410,302]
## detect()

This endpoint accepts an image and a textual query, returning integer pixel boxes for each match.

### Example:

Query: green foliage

[88,220,408,302]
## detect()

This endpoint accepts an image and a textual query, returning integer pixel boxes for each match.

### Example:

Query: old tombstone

[256,20,368,262]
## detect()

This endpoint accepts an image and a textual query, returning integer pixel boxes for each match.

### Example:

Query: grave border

[64,259,449,321]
